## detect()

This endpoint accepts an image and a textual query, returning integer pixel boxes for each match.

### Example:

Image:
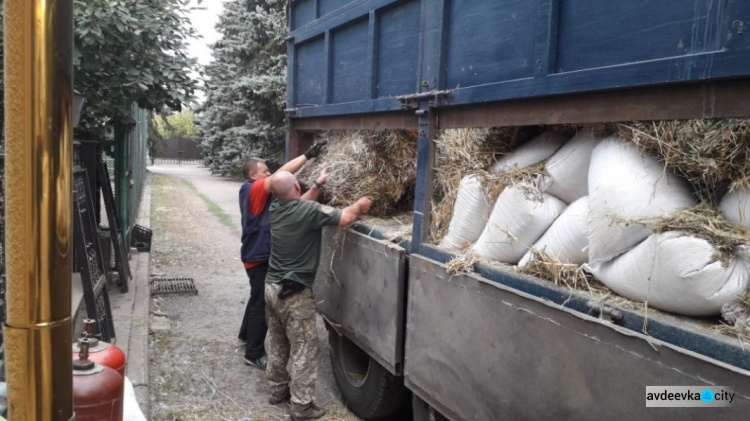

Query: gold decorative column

[3,0,75,419]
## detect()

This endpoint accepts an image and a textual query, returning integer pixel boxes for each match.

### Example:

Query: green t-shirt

[266,199,342,287]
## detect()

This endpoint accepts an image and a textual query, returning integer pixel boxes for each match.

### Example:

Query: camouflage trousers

[264,282,319,406]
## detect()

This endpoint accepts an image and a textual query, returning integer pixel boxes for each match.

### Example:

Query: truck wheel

[328,329,407,419]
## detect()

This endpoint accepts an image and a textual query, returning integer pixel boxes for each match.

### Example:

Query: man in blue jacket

[238,141,328,370]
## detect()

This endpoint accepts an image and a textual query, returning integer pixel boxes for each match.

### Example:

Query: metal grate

[150,278,198,296]
[95,294,114,342]
[74,172,104,289]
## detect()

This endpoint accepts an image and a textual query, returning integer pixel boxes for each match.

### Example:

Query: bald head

[269,171,300,200]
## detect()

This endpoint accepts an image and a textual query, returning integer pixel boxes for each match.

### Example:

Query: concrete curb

[131,171,152,418]
[111,171,152,418]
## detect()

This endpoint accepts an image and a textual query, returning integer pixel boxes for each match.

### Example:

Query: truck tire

[328,329,407,419]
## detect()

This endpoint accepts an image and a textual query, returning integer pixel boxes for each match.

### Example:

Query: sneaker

[243,355,267,370]
[268,389,291,405]
[289,403,327,421]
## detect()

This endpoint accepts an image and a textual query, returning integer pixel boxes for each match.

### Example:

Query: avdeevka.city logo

[645,386,734,407]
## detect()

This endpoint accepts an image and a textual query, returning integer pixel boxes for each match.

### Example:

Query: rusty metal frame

[438,79,750,128]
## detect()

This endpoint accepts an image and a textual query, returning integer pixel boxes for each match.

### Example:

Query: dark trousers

[239,263,268,359]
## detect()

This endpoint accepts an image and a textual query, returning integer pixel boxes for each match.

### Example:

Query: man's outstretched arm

[277,140,328,175]
[338,197,372,227]
[301,168,331,201]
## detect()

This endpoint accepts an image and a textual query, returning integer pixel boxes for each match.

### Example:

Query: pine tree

[198,0,287,176]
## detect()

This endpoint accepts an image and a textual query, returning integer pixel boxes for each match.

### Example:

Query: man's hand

[304,140,328,160]
[356,196,372,214]
[339,196,373,226]
[316,168,331,186]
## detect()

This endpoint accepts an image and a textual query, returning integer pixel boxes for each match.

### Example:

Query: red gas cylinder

[73,338,124,421]
[73,319,127,377]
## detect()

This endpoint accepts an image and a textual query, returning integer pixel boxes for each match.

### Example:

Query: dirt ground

[147,172,359,421]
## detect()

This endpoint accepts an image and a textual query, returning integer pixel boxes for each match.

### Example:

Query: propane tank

[73,338,124,421]
[73,319,127,377]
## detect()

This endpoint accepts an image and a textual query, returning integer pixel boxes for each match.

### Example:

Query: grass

[180,178,238,234]
[152,173,237,234]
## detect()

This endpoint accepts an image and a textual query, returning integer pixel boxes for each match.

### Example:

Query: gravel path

[147,168,358,421]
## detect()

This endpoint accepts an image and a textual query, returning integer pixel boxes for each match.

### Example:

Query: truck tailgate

[316,227,407,375]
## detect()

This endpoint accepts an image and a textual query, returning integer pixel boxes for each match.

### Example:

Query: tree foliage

[0,0,201,146]
[198,0,287,176]
[154,109,198,139]
[73,0,203,141]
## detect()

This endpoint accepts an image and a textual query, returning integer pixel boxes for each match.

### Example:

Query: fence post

[114,122,129,244]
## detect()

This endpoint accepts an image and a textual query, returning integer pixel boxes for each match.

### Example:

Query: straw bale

[617,119,750,202]
[297,130,418,217]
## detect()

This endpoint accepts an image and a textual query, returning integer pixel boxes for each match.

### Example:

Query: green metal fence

[114,104,149,245]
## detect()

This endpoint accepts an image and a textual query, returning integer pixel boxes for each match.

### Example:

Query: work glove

[304,140,328,159]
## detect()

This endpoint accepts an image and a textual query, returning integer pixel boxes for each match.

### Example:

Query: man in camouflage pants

[265,171,371,421]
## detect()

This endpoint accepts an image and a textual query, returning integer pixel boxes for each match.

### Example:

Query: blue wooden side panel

[287,0,750,115]
[295,36,326,106]
[292,0,317,30]
[320,0,356,17]
[376,0,421,98]
[556,0,748,73]
[332,19,370,103]
[444,0,539,89]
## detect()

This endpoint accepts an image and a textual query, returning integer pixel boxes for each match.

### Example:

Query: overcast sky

[186,0,227,65]
[186,0,229,103]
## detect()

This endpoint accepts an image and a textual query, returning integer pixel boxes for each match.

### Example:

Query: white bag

[519,196,590,267]
[719,186,750,229]
[439,175,491,250]
[588,138,695,264]
[473,183,567,264]
[491,130,568,173]
[586,232,750,317]
[545,130,599,203]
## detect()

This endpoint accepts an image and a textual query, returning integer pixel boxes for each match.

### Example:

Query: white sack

[545,130,599,203]
[519,196,590,267]
[719,186,750,229]
[124,376,147,421]
[586,232,750,317]
[491,130,568,173]
[473,183,567,264]
[588,138,695,264]
[439,175,491,250]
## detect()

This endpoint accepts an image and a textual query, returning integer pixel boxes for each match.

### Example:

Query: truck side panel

[287,0,750,117]
[405,255,750,421]
[316,228,407,375]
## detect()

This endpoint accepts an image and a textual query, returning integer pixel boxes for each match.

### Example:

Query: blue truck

[285,1,750,419]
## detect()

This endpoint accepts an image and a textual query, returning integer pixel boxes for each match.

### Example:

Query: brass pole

[4,0,75,420]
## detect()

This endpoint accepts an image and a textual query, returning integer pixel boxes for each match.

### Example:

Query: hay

[618,119,750,202]
[445,249,482,274]
[297,130,418,217]
[520,250,609,297]
[716,288,750,346]
[358,213,414,243]
[645,203,750,265]
[430,127,542,242]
